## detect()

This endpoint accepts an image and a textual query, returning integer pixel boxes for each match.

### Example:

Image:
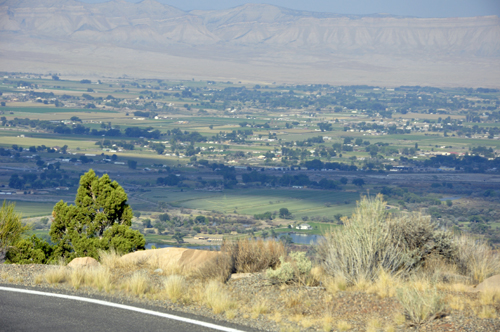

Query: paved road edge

[0,286,245,332]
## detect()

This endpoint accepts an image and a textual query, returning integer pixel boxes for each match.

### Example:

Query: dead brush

[222,238,285,273]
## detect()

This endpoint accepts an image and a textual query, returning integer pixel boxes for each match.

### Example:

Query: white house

[296,224,312,230]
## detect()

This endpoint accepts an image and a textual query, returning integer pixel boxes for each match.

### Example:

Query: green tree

[172,232,184,244]
[279,208,291,218]
[142,218,152,228]
[128,160,137,169]
[154,222,165,233]
[50,170,144,260]
[0,201,30,260]
[280,234,293,245]
[352,178,365,187]
[159,213,170,222]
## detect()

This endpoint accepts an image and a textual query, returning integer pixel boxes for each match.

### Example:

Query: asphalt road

[0,286,252,332]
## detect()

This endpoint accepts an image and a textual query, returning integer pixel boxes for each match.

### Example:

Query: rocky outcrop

[1,0,498,56]
[119,247,219,271]
[67,257,100,268]
[475,274,500,292]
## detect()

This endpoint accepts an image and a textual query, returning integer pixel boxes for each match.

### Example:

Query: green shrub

[6,235,54,264]
[318,195,457,285]
[266,251,312,284]
[318,195,410,284]
[0,201,30,259]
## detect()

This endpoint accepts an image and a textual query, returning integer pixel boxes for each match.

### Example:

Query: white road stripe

[0,286,245,332]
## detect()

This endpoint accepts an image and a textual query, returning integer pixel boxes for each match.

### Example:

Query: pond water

[440,196,462,201]
[145,243,219,250]
[279,233,324,245]
[146,233,323,250]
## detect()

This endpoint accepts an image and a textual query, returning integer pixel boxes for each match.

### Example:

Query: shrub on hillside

[266,251,313,284]
[223,238,285,273]
[194,238,285,282]
[6,235,54,264]
[318,195,462,285]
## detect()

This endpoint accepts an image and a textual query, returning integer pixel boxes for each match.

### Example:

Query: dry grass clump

[98,249,122,269]
[204,280,235,314]
[393,312,406,325]
[367,269,400,298]
[448,295,466,311]
[455,235,500,283]
[283,291,302,311]
[70,267,86,289]
[225,309,237,320]
[123,271,151,296]
[34,274,44,284]
[321,316,334,332]
[477,306,497,319]
[396,286,446,326]
[251,300,269,318]
[270,311,283,323]
[66,266,113,291]
[336,320,353,331]
[366,318,382,332]
[163,275,186,303]
[299,317,315,329]
[324,275,348,295]
[44,266,68,284]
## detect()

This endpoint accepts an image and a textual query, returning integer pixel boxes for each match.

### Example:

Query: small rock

[153,268,163,274]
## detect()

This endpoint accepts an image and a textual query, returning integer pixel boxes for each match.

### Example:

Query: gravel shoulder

[1,264,499,332]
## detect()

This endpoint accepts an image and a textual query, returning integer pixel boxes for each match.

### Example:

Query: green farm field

[5,106,117,114]
[2,200,54,218]
[139,187,360,220]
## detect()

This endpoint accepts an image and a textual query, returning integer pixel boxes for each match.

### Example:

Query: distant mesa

[0,0,499,86]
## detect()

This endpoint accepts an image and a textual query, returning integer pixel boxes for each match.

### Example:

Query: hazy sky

[79,0,500,18]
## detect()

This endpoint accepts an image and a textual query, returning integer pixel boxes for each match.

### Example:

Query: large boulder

[120,247,219,271]
[68,257,100,268]
[475,274,500,292]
